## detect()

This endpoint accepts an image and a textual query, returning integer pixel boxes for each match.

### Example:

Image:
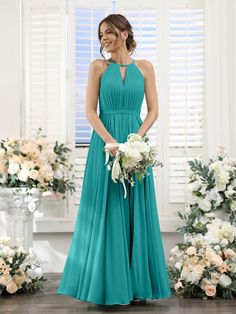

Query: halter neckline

[108,58,135,67]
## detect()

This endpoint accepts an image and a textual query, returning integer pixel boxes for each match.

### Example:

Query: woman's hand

[105,138,119,157]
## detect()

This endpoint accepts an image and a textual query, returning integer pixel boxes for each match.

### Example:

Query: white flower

[181,265,201,284]
[205,213,215,218]
[0,148,5,156]
[127,133,142,142]
[218,274,232,287]
[26,267,42,279]
[0,236,11,246]
[221,221,236,243]
[17,246,27,254]
[170,246,180,255]
[214,245,221,251]
[188,180,202,192]
[8,162,20,175]
[53,164,64,179]
[205,188,223,206]
[225,185,236,198]
[198,198,212,212]
[0,174,7,184]
[175,262,183,270]
[230,200,236,212]
[18,168,29,182]
[220,239,229,247]
[0,246,15,257]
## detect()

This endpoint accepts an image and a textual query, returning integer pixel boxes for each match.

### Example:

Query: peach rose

[205,284,216,297]
[29,169,39,180]
[224,248,235,259]
[13,270,26,287]
[211,254,223,267]
[218,262,228,273]
[0,274,12,286]
[186,246,196,255]
[6,280,18,294]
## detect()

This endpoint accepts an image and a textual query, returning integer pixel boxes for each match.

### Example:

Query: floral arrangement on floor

[0,236,47,295]
[167,147,236,299]
[0,128,75,199]
[104,133,163,198]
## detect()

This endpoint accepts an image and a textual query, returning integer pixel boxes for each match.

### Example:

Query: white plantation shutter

[168,4,206,204]
[23,0,67,141]
[73,0,111,145]
[69,0,111,217]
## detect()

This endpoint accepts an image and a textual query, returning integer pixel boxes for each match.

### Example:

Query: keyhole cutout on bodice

[120,66,127,82]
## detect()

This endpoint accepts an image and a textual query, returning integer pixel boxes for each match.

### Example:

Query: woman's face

[99,22,122,52]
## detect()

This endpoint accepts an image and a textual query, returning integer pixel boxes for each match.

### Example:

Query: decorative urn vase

[0,187,42,251]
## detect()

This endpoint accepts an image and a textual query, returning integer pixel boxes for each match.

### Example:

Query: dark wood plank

[0,273,235,314]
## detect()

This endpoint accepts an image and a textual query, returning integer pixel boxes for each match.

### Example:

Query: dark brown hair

[98,14,137,59]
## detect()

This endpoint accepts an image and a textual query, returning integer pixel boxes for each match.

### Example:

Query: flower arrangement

[0,236,47,295]
[0,128,75,199]
[168,147,236,300]
[104,133,163,198]
[182,146,236,226]
[168,217,236,299]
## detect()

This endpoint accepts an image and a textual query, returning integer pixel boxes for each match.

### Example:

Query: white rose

[127,133,142,142]
[0,236,11,246]
[220,239,229,247]
[8,162,20,175]
[230,200,236,212]
[0,148,5,156]
[26,267,42,279]
[0,174,7,184]
[198,198,212,212]
[18,168,29,182]
[218,274,232,287]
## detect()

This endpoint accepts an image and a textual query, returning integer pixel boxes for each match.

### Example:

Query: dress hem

[56,289,172,306]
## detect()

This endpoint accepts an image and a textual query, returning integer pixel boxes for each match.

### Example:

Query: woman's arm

[85,59,116,144]
[136,60,159,137]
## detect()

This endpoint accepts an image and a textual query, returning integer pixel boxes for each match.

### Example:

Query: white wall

[0,0,21,138]
[229,0,236,158]
[0,0,235,272]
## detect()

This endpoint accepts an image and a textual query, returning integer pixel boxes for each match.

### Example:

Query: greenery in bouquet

[0,236,47,295]
[104,133,163,198]
[0,128,75,199]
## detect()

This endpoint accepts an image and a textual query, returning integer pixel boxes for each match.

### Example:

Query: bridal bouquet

[0,236,47,295]
[104,133,163,198]
[0,128,75,199]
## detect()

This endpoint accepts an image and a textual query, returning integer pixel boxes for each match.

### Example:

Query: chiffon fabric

[57,58,172,305]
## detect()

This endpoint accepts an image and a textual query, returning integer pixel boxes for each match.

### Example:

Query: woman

[57,13,172,306]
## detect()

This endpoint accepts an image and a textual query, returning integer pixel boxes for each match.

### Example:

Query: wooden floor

[0,273,235,314]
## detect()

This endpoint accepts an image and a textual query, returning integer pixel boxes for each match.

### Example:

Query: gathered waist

[99,109,140,116]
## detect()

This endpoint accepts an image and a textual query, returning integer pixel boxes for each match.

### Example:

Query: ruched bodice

[99,58,145,115]
[98,58,145,143]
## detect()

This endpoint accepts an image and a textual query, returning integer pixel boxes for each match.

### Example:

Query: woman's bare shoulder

[89,59,110,77]
[135,59,154,78]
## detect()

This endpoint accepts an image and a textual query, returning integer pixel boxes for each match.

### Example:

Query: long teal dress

[56,58,172,305]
